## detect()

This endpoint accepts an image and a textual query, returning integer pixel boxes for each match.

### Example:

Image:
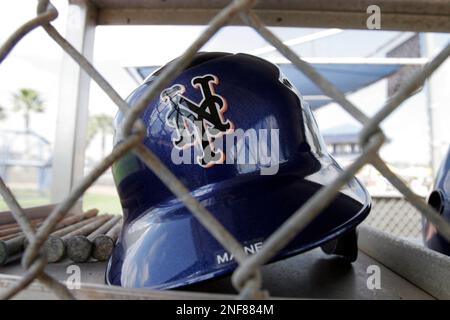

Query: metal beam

[51,1,97,212]
[91,0,450,32]
[0,273,239,300]
[97,9,450,32]
[421,34,447,178]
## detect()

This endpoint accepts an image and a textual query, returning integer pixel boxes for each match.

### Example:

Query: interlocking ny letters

[161,74,234,168]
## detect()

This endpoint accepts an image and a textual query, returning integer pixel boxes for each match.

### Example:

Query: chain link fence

[365,197,423,238]
[0,0,449,300]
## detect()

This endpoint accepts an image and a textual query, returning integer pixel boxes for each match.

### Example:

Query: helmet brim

[106,153,370,289]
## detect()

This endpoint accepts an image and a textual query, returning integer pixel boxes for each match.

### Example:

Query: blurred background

[0,1,449,242]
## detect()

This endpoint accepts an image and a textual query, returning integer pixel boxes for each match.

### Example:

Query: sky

[0,0,449,169]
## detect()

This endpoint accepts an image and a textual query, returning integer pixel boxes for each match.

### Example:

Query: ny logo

[161,74,234,167]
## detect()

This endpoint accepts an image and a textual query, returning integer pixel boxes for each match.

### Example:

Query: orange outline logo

[161,74,234,168]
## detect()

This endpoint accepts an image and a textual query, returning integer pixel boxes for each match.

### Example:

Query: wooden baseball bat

[47,215,112,263]
[0,209,100,265]
[67,215,121,263]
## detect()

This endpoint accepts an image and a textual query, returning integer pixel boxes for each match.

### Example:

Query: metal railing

[0,0,449,300]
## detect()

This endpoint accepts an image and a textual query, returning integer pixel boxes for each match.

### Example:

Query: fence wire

[365,197,423,238]
[0,0,449,300]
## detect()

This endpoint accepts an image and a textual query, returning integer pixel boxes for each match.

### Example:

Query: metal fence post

[51,0,97,212]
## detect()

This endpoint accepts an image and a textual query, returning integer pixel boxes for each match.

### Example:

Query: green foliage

[87,114,114,145]
[12,88,45,131]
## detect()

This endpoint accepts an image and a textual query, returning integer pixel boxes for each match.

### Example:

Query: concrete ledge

[359,224,450,299]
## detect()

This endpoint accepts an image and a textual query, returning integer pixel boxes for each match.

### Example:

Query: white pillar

[421,33,446,178]
[51,0,97,212]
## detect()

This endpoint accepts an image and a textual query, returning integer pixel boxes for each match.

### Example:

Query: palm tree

[12,88,45,132]
[87,114,114,158]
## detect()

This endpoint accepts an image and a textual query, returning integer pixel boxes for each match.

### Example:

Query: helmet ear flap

[320,229,358,263]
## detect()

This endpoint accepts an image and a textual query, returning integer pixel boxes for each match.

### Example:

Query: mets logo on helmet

[160,74,234,168]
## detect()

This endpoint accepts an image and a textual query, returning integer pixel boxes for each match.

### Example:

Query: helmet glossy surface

[107,52,371,289]
[423,147,450,255]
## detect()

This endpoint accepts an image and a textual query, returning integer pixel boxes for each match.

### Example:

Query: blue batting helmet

[106,52,371,289]
[423,147,450,255]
